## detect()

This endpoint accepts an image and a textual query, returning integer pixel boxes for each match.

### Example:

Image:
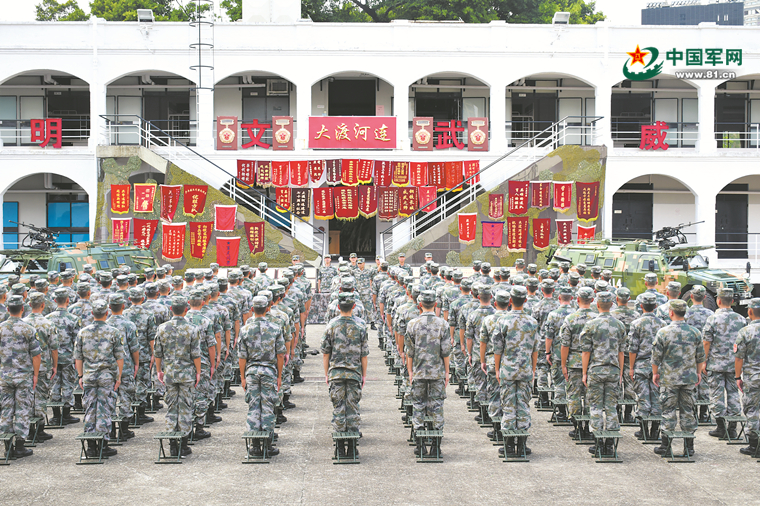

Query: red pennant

[458,213,477,245]
[271,161,289,187]
[507,217,530,252]
[183,185,208,218]
[214,205,237,231]
[313,187,334,220]
[325,160,342,186]
[531,181,551,209]
[341,159,360,186]
[429,162,445,191]
[576,182,600,222]
[378,187,399,221]
[189,221,213,259]
[444,161,463,191]
[488,194,504,220]
[392,161,410,187]
[482,221,504,248]
[375,161,392,187]
[161,222,186,261]
[133,183,156,213]
[133,218,158,249]
[508,181,530,215]
[256,161,272,188]
[556,220,573,246]
[111,185,130,214]
[309,160,324,183]
[237,160,255,185]
[244,222,265,254]
[160,185,181,223]
[359,186,377,218]
[358,160,374,184]
[578,224,596,244]
[419,186,437,213]
[290,161,309,187]
[532,218,551,251]
[399,187,419,218]
[464,160,480,184]
[216,237,241,267]
[334,186,359,221]
[409,162,428,187]
[112,218,131,244]
[276,188,291,213]
[291,188,310,218]
[553,181,573,212]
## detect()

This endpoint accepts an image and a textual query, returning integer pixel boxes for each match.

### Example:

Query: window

[3,201,18,249]
[98,259,111,269]
[47,194,89,246]
[584,254,595,264]
[603,258,615,268]
[58,261,73,271]
[116,256,126,265]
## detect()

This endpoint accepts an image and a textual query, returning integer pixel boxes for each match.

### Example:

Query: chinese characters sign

[532,218,551,251]
[31,119,62,149]
[183,185,208,218]
[161,222,186,261]
[576,182,600,222]
[640,122,669,151]
[189,221,212,259]
[111,185,131,215]
[244,222,265,254]
[112,218,131,244]
[160,185,181,222]
[458,213,477,245]
[309,117,396,149]
[507,216,529,252]
[508,181,530,215]
[133,218,158,249]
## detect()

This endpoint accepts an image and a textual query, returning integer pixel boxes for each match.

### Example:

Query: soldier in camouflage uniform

[581,291,626,456]
[654,281,682,323]
[266,286,294,408]
[124,287,157,424]
[69,283,94,327]
[0,295,41,457]
[396,252,413,277]
[107,294,140,439]
[703,288,746,440]
[640,273,668,309]
[448,278,472,393]
[239,296,286,457]
[543,286,576,422]
[685,285,714,422]
[735,298,760,456]
[532,280,559,405]
[187,290,218,437]
[23,292,58,442]
[652,299,706,456]
[318,256,338,293]
[48,287,82,426]
[154,295,201,457]
[610,287,640,424]
[558,262,571,286]
[75,299,124,457]
[493,286,538,457]
[466,286,495,419]
[395,284,421,407]
[479,290,510,424]
[523,278,540,315]
[60,271,79,306]
[458,282,482,405]
[33,279,56,316]
[251,262,273,294]
[405,291,450,457]
[372,262,390,346]
[439,269,463,322]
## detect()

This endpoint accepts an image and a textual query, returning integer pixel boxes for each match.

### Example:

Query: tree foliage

[35,0,89,21]
[36,0,213,22]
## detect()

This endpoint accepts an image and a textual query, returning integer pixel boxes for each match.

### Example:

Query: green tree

[35,0,89,21]
[83,0,211,21]
[220,0,241,21]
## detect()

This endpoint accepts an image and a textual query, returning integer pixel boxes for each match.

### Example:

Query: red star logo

[627,45,649,66]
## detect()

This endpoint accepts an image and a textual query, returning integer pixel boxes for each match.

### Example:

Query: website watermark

[674,70,737,80]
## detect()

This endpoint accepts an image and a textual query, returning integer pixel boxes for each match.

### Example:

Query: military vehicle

[547,222,753,311]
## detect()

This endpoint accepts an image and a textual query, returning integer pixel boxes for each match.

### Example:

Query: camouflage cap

[472,260,482,267]
[616,287,631,300]
[481,262,491,272]
[7,295,23,307]
[282,269,295,280]
[380,261,389,268]
[171,295,187,308]
[128,287,144,300]
[668,299,688,312]
[569,272,581,281]
[270,284,285,297]
[227,271,241,281]
[29,275,39,284]
[53,287,69,299]
[452,269,464,281]
[691,285,706,296]
[410,284,422,298]
[478,286,492,299]
[292,265,304,274]
[193,271,204,280]
[512,275,526,286]
[252,296,268,309]
[596,291,615,303]
[79,273,92,283]
[358,258,365,264]
[419,290,436,304]
[0,286,7,296]
[527,263,537,271]
[116,275,128,284]
[748,298,760,310]
[240,265,251,273]
[403,276,414,287]
[127,274,137,283]
[590,266,602,274]
[171,275,184,285]
[258,290,273,303]
[99,272,113,282]
[83,263,93,272]
[92,299,109,315]
[34,279,48,289]
[575,264,587,273]
[217,278,228,288]
[144,283,158,295]
[184,271,195,280]
[584,279,596,288]
[155,267,166,277]
[398,252,405,258]
[120,266,131,274]
[7,275,19,285]
[203,269,213,279]
[76,282,91,294]
[495,290,510,304]
[60,271,74,280]
[540,279,555,290]
[644,273,658,283]
[510,286,528,298]
[538,269,549,279]
[525,277,539,288]
[349,253,357,258]
[557,286,574,296]
[11,283,26,295]
[717,288,734,298]
[594,280,609,291]
[188,290,204,302]
[210,263,219,271]
[515,259,525,267]
[471,283,483,296]
[424,252,433,258]
[47,271,60,280]
[500,267,510,278]
[460,278,473,290]
[549,268,560,278]
[109,293,126,306]
[560,262,571,269]
[337,292,355,305]
[601,269,612,278]
[144,268,155,276]
[666,281,682,292]
[208,283,219,294]
[340,278,356,290]
[257,262,268,271]
[637,292,657,305]
[29,291,45,303]
[577,287,595,301]
[162,264,174,271]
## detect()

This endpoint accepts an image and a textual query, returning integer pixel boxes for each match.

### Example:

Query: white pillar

[295,81,311,151]
[394,82,409,151]
[89,81,107,148]
[695,188,717,259]
[195,88,215,151]
[489,83,508,152]
[697,85,716,154]
[594,83,613,148]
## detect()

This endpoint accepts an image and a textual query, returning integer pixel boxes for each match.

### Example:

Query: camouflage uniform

[355,268,373,324]
[0,316,41,437]
[560,307,597,419]
[318,265,338,293]
[628,313,666,416]
[736,319,760,438]
[395,297,420,397]
[70,299,94,328]
[23,312,59,419]
[465,304,495,403]
[542,305,575,404]
[686,304,714,403]
[107,315,140,420]
[480,308,508,419]
[47,307,82,409]
[532,295,560,389]
[703,307,746,420]
[448,292,471,383]
[123,304,156,406]
[645,288,668,308]
[611,304,641,404]
[187,309,217,426]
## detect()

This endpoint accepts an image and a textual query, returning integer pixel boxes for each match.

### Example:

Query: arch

[608,172,697,197]
[715,71,760,89]
[408,70,492,89]
[214,70,299,86]
[0,68,91,87]
[1,170,93,198]
[104,69,197,87]
[611,74,698,90]
[509,72,596,90]
[310,70,395,89]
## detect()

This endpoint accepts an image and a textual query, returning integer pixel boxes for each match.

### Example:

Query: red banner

[216,237,241,267]
[467,118,489,152]
[399,187,418,218]
[133,218,158,249]
[216,116,238,151]
[133,184,156,213]
[392,161,410,187]
[308,116,396,149]
[532,218,551,251]
[334,186,359,221]
[508,181,530,215]
[313,187,334,220]
[429,162,445,191]
[275,188,291,213]
[111,185,130,215]
[189,221,213,259]
[553,181,572,212]
[378,187,399,221]
[576,181,600,222]
[341,159,360,186]
[161,222,186,262]
[410,162,428,187]
[488,194,504,220]
[578,224,596,244]
[237,160,255,185]
[412,117,434,151]
[291,188,310,218]
[458,213,477,245]
[290,161,309,187]
[445,161,463,191]
[325,159,341,186]
[183,185,208,218]
[358,159,374,184]
[160,185,181,223]
[214,205,237,231]
[482,222,504,248]
[271,161,289,187]
[556,220,573,246]
[419,186,437,213]
[112,218,131,244]
[375,161,392,187]
[245,222,265,254]
[464,160,480,184]
[358,186,377,218]
[507,217,530,253]
[531,181,551,210]
[309,160,325,183]
[256,161,272,188]
[272,116,294,151]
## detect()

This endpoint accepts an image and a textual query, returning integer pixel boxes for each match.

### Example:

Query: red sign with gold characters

[507,216,529,252]
[275,188,291,213]
[358,160,374,184]
[444,161,463,191]
[271,161,289,187]
[160,185,181,222]
[244,221,265,254]
[532,218,551,251]
[133,184,156,213]
[112,218,131,244]
[488,194,504,220]
[309,160,325,183]
[508,181,530,215]
[399,187,419,218]
[576,182,600,222]
[375,161,392,187]
[359,186,378,218]
[272,116,294,151]
[189,221,213,259]
[553,181,572,212]
[458,213,477,245]
[392,161,410,187]
[111,185,131,215]
[378,187,399,221]
[467,117,489,152]
[256,161,272,188]
[334,186,359,221]
[410,162,428,187]
[161,222,186,261]
[133,218,158,249]
[325,159,341,186]
[313,187,334,220]
[412,117,434,151]
[291,188,310,218]
[341,159,360,186]
[183,185,208,218]
[419,186,437,213]
[216,237,241,267]
[531,181,551,210]
[556,219,573,246]
[237,160,255,185]
[290,161,309,187]
[309,116,396,149]
[429,162,445,191]
[463,160,480,184]
[216,116,238,151]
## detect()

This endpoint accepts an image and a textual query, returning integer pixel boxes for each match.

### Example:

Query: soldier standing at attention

[154,295,201,458]
[581,292,626,457]
[187,290,218,436]
[124,287,157,425]
[318,256,337,293]
[106,294,140,440]
[735,298,760,456]
[685,285,714,423]
[69,283,94,327]
[23,292,58,443]
[610,287,640,424]
[642,273,668,308]
[479,290,510,426]
[239,296,286,457]
[0,295,41,458]
[654,282,682,323]
[466,286,495,421]
[532,280,559,407]
[75,299,124,458]
[542,286,576,423]
[405,291,451,458]
[48,287,82,426]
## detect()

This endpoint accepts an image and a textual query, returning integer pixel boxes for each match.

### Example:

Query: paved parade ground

[2,324,758,506]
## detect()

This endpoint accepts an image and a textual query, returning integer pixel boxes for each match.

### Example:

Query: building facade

[642,1,745,26]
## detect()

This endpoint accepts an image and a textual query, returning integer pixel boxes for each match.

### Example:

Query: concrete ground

[2,324,758,506]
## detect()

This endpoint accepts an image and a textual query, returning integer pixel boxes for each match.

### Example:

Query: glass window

[585,254,595,264]
[59,261,73,271]
[98,259,111,269]
[604,258,615,268]
[117,256,126,264]
[3,202,19,250]
[48,203,71,228]
[3,233,18,249]
[47,194,88,247]
[71,203,89,228]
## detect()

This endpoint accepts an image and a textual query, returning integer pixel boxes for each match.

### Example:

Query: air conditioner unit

[267,79,289,96]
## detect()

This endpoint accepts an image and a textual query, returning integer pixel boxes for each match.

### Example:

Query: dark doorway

[715,94,747,148]
[612,184,654,240]
[716,183,748,259]
[612,92,652,147]
[415,93,461,122]
[143,92,190,140]
[511,91,557,142]
[46,90,90,144]
[329,215,375,258]
[328,80,375,116]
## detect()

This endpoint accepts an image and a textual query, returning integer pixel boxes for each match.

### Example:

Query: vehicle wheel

[680,291,693,308]
[680,290,717,311]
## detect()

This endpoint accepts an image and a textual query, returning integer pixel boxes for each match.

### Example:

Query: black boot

[153,394,164,409]
[267,434,280,457]
[740,434,759,456]
[194,422,211,440]
[698,405,710,424]
[86,440,100,458]
[12,437,32,458]
[121,420,135,440]
[685,437,695,456]
[138,405,154,424]
[370,322,377,330]
[568,420,578,439]
[556,405,568,423]
[169,439,179,457]
[604,438,615,457]
[293,370,305,384]
[709,418,726,438]
[517,436,531,456]
[499,437,515,457]
[180,436,192,456]
[623,405,635,424]
[102,441,117,457]
[337,440,347,458]
[52,406,62,426]
[73,394,83,411]
[650,421,661,440]
[588,440,599,455]
[654,435,670,455]
[206,406,222,424]
[727,421,738,440]
[62,407,80,425]
[276,407,287,424]
[36,421,53,441]
[283,394,296,409]
[249,439,263,457]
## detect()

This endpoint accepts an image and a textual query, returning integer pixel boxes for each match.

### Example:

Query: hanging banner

[160,185,181,223]
[444,161,463,191]
[429,162,445,191]
[488,194,504,220]
[313,187,334,220]
[358,159,374,184]
[256,161,272,188]
[290,161,309,187]
[578,224,596,244]
[133,218,158,249]
[237,160,255,186]
[214,204,237,231]
[275,188,291,213]
[216,237,241,267]
[399,187,419,218]
[532,218,551,251]
[325,159,342,186]
[216,116,238,151]
[531,181,551,210]
[358,186,378,218]
[110,184,130,215]
[464,160,480,184]
[576,181,600,222]
[183,185,208,218]
[133,183,156,213]
[271,116,294,151]
[458,213,477,245]
[161,222,186,262]
[244,222,265,254]
[482,221,504,248]
[553,181,573,212]
[508,181,530,215]
[467,118,489,152]
[556,219,573,246]
[291,188,310,218]
[409,162,428,187]
[507,217,530,253]
[341,159,360,186]
[189,221,213,259]
[308,116,396,149]
[334,186,359,221]
[378,187,399,222]
[412,117,434,151]
[419,186,437,213]
[309,160,325,184]
[112,218,131,244]
[375,160,392,187]
[271,161,289,187]
[391,161,410,187]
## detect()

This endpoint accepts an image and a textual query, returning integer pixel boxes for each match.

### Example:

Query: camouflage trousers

[0,377,33,437]
[633,371,661,417]
[281,353,294,397]
[164,380,195,436]
[622,356,635,401]
[293,335,304,374]
[33,370,52,418]
[329,379,362,433]
[193,367,213,425]
[411,378,446,431]
[742,374,760,438]
[697,376,709,401]
[245,369,277,432]
[499,379,532,432]
[450,338,466,383]
[566,368,587,419]
[550,362,566,404]
[118,371,137,419]
[135,358,151,404]
[586,370,621,433]
[467,357,487,403]
[660,385,697,433]
[51,362,77,408]
[83,375,116,441]
[536,353,550,389]
[486,358,501,419]
[359,292,373,323]
[152,364,166,397]
[708,370,742,418]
